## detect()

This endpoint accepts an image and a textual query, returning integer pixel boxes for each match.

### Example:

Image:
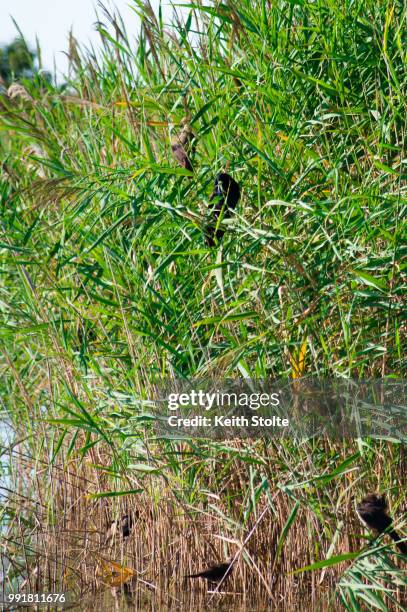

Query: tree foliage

[0,37,35,85]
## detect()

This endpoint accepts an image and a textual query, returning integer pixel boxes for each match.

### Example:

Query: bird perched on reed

[204,173,241,246]
[356,493,407,554]
[185,560,233,584]
[104,513,134,544]
[171,117,195,173]
[120,514,133,538]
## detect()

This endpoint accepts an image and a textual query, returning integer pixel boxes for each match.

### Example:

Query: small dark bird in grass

[357,493,407,554]
[171,118,195,173]
[121,514,133,538]
[105,514,134,544]
[204,173,241,246]
[185,560,233,584]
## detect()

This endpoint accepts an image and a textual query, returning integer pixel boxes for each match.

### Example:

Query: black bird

[356,493,407,554]
[121,514,133,538]
[204,173,241,246]
[185,560,233,584]
[105,513,134,544]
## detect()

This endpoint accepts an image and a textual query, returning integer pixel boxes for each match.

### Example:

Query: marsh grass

[1,0,406,609]
[1,431,406,608]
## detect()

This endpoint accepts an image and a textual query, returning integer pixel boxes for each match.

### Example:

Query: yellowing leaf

[97,558,135,587]
[290,338,308,379]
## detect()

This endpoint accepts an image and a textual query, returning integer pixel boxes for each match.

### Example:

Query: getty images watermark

[166,389,289,429]
[148,379,407,439]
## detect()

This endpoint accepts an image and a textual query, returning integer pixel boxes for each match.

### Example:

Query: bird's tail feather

[389,529,407,554]
[184,573,203,578]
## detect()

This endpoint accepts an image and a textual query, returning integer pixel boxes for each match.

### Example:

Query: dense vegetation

[1,1,406,609]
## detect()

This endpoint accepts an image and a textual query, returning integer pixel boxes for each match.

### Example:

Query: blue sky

[0,1,177,77]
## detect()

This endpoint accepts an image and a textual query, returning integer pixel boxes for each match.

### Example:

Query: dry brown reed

[2,440,406,610]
